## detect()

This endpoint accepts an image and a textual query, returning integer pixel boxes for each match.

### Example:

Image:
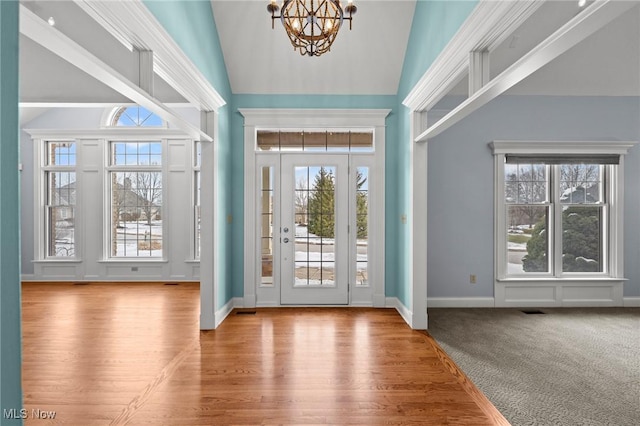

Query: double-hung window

[108,141,163,258]
[44,141,76,258]
[492,141,635,281]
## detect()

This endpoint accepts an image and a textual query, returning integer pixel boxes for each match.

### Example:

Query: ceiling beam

[415,0,637,143]
[19,5,212,142]
[75,0,226,112]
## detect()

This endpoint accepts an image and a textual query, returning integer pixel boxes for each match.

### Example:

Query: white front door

[280,154,349,304]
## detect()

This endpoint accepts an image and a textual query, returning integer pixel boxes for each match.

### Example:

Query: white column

[410,111,428,329]
[199,111,217,329]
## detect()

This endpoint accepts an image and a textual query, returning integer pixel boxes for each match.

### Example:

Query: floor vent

[164,283,179,286]
[73,282,89,285]
[521,309,545,315]
[236,310,257,315]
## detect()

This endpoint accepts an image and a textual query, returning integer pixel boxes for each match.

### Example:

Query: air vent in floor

[521,309,545,315]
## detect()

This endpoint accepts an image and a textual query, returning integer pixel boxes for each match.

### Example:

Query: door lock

[283,237,290,243]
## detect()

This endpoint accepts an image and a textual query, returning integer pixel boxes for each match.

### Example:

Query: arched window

[111,105,165,127]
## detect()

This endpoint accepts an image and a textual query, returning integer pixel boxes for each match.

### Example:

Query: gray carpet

[427,308,640,426]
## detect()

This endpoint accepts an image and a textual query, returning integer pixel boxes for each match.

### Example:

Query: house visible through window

[505,160,608,276]
[45,141,76,257]
[109,141,163,257]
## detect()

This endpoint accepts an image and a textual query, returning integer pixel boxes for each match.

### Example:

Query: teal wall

[1,1,23,424]
[231,95,397,298]
[144,0,233,309]
[393,0,478,305]
[146,0,480,307]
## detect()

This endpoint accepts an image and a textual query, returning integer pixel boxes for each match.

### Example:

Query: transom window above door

[257,130,373,152]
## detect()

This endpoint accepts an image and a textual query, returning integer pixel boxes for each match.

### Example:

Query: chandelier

[267,0,357,57]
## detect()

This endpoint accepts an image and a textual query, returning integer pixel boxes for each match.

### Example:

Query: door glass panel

[295,166,336,287]
[261,167,274,286]
[356,167,369,286]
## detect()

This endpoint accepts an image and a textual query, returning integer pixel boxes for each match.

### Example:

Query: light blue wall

[427,95,640,298]
[231,95,398,297]
[144,0,234,309]
[1,1,23,423]
[393,0,478,305]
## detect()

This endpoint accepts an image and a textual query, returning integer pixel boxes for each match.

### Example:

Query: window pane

[560,164,602,204]
[505,163,548,204]
[562,206,603,272]
[47,141,76,166]
[114,106,163,127]
[356,167,369,286]
[47,206,75,257]
[508,206,549,273]
[111,172,162,257]
[46,171,76,258]
[295,166,336,287]
[111,142,162,166]
[261,167,274,286]
[256,130,374,152]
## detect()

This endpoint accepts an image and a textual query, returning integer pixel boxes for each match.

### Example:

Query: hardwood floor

[21,283,509,425]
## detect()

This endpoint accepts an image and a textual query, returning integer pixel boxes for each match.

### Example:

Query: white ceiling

[210,0,416,95]
[17,0,640,117]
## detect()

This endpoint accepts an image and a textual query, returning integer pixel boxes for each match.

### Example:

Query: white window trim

[27,128,193,266]
[105,139,165,261]
[239,109,390,308]
[37,139,79,261]
[490,140,637,307]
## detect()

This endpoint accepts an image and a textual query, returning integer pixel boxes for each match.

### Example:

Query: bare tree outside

[295,176,309,224]
[135,172,162,225]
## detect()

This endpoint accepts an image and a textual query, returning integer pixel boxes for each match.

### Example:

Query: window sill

[184,259,201,264]
[497,277,626,283]
[98,259,169,264]
[33,259,82,264]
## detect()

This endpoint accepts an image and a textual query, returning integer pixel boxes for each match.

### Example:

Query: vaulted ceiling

[18,0,640,123]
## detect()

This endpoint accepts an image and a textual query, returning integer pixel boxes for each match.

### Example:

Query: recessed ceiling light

[47,17,55,26]
[578,0,587,7]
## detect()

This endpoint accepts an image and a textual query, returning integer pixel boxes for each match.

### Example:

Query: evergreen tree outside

[356,170,368,239]
[522,206,601,272]
[308,167,336,238]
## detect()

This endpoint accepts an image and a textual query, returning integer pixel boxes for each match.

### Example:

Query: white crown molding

[402,0,544,111]
[75,0,226,112]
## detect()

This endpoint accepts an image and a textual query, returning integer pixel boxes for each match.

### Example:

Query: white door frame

[240,109,390,308]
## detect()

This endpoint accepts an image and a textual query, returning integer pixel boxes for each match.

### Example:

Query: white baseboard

[214,297,243,328]
[386,297,413,328]
[624,297,640,307]
[20,274,36,281]
[427,297,495,308]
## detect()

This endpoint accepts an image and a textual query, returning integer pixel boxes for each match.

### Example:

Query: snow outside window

[109,141,163,258]
[505,161,608,277]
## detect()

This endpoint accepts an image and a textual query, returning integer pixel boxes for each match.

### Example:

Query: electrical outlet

[470,274,477,284]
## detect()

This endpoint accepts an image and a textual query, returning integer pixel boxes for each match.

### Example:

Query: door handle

[283,237,290,243]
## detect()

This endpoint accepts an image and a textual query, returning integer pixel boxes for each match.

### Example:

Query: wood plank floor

[21,282,509,425]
